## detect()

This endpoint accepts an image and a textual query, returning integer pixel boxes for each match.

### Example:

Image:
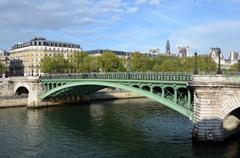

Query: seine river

[0,98,240,158]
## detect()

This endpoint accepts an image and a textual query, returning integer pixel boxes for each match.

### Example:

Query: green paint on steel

[40,73,192,82]
[40,81,193,119]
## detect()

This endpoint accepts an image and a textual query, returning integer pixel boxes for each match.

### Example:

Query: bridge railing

[40,72,192,82]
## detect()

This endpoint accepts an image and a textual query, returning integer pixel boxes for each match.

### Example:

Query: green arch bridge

[40,72,193,119]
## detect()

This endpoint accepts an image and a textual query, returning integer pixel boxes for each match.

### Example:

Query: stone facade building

[9,37,82,76]
[85,49,129,59]
[178,46,189,58]
[210,48,238,69]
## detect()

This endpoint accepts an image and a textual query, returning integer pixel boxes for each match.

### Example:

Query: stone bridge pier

[192,75,240,141]
[8,77,44,107]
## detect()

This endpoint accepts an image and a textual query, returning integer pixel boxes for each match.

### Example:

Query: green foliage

[98,51,125,72]
[0,62,5,74]
[70,52,89,72]
[131,53,152,72]
[39,51,217,73]
[150,55,216,72]
[40,54,69,73]
[229,62,240,71]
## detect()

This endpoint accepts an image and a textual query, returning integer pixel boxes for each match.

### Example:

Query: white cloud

[148,0,161,6]
[126,7,139,14]
[135,0,161,6]
[0,0,128,49]
[135,0,147,5]
[169,21,240,55]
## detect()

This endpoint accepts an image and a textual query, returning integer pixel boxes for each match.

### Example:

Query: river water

[0,98,240,158]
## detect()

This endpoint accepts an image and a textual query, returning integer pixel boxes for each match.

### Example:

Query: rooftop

[11,37,81,50]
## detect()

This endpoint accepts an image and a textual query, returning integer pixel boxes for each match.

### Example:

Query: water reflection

[0,98,240,158]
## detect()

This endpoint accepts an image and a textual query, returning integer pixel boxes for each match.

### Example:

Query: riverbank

[0,91,144,108]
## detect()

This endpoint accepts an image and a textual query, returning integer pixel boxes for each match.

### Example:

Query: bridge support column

[191,75,240,141]
[173,88,177,103]
[192,86,224,141]
[161,87,165,98]
[27,80,48,107]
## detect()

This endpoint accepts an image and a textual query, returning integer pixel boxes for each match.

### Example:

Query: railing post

[161,87,165,98]
[187,90,191,110]
[174,88,177,103]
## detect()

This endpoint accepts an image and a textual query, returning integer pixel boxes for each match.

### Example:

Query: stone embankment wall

[0,78,12,96]
[0,97,27,108]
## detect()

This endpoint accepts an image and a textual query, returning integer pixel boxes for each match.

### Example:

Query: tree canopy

[39,51,217,73]
[0,62,5,74]
[40,54,69,73]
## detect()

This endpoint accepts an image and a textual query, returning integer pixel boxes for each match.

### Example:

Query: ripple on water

[0,99,240,158]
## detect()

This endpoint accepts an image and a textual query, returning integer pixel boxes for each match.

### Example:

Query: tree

[229,62,240,72]
[85,56,100,72]
[40,56,53,73]
[98,51,125,72]
[158,59,177,72]
[70,52,89,72]
[130,52,151,72]
[40,54,69,73]
[197,55,216,72]
[0,62,5,74]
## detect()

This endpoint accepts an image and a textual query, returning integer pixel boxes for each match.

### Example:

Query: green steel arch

[40,81,193,119]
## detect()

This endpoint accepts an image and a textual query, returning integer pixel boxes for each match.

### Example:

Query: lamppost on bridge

[216,48,222,75]
[193,51,198,75]
[127,52,131,79]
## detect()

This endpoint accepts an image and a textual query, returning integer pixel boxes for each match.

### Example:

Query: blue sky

[0,0,240,57]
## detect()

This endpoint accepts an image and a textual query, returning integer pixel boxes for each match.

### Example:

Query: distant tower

[166,40,171,54]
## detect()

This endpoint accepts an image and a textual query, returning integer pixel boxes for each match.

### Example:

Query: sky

[0,0,240,57]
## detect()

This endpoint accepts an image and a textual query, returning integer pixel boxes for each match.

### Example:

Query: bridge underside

[40,80,193,119]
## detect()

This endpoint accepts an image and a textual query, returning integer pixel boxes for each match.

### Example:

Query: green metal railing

[40,72,192,82]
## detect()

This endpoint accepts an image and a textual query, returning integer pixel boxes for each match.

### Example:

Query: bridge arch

[132,85,140,89]
[15,86,29,96]
[219,96,240,120]
[152,86,162,95]
[141,85,150,92]
[164,86,174,98]
[220,96,240,137]
[40,81,192,119]
[14,83,31,96]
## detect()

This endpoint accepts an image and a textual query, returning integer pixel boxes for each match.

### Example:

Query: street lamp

[216,48,222,75]
[193,51,198,75]
[127,52,131,79]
